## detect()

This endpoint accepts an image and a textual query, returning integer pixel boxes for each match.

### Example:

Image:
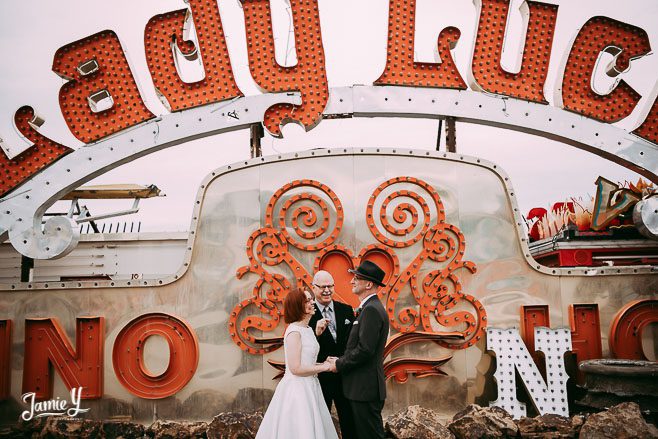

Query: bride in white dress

[256,288,339,439]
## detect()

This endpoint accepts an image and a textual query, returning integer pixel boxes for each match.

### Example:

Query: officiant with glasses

[310,270,357,438]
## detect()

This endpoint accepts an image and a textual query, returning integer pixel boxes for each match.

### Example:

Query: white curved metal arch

[1,85,657,260]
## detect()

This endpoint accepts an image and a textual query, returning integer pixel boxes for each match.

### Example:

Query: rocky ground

[1,401,657,438]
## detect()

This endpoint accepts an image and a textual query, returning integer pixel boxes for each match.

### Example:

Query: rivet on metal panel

[562,17,651,122]
[22,317,104,399]
[241,0,329,136]
[0,107,73,198]
[52,31,155,143]
[471,0,557,103]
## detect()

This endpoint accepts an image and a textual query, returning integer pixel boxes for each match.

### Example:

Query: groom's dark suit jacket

[336,295,389,402]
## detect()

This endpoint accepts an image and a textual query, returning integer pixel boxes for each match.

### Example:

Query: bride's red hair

[284,288,308,323]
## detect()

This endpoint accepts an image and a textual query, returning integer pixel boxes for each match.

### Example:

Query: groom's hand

[326,357,338,373]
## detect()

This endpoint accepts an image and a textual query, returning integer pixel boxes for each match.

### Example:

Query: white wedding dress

[256,323,339,439]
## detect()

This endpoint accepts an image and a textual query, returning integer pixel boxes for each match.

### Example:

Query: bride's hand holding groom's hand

[325,357,338,373]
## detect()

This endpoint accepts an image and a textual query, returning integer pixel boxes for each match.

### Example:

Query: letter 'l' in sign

[486,327,572,418]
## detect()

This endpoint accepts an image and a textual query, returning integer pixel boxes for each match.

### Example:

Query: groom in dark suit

[328,261,389,439]
[310,270,357,438]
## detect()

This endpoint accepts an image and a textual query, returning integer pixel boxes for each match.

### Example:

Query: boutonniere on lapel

[354,307,362,318]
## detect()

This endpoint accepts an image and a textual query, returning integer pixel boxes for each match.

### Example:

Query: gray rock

[100,421,146,438]
[517,414,583,438]
[448,404,518,439]
[385,405,454,439]
[39,417,102,438]
[579,402,658,439]
[147,420,207,439]
[206,411,263,439]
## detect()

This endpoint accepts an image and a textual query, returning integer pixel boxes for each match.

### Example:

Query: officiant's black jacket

[310,300,355,364]
[336,295,389,401]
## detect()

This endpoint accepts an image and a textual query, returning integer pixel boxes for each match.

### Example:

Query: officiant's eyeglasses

[313,284,334,290]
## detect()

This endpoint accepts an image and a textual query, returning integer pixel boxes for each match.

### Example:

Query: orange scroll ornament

[230,177,486,358]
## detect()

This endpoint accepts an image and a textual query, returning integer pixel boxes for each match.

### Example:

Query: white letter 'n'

[486,327,572,418]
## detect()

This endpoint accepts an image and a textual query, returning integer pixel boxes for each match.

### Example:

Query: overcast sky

[0,0,656,232]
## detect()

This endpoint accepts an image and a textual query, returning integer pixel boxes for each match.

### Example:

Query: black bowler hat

[349,261,386,287]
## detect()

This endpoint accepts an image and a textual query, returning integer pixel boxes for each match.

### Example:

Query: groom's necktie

[323,306,337,341]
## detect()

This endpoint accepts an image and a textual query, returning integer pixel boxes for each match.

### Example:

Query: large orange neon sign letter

[52,31,155,143]
[0,107,72,198]
[562,17,651,123]
[375,0,466,89]
[609,299,658,360]
[22,317,104,400]
[472,0,558,103]
[241,0,329,137]
[112,313,199,399]
[144,0,242,112]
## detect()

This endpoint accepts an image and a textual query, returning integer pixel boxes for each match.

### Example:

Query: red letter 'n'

[22,317,103,400]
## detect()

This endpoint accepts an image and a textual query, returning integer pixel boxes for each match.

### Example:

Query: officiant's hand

[315,318,329,336]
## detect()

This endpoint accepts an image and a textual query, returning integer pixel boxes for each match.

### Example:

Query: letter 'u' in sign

[486,327,572,418]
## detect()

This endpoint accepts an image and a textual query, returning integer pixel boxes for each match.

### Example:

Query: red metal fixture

[609,299,658,360]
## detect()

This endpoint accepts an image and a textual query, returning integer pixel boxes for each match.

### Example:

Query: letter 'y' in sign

[486,327,572,418]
